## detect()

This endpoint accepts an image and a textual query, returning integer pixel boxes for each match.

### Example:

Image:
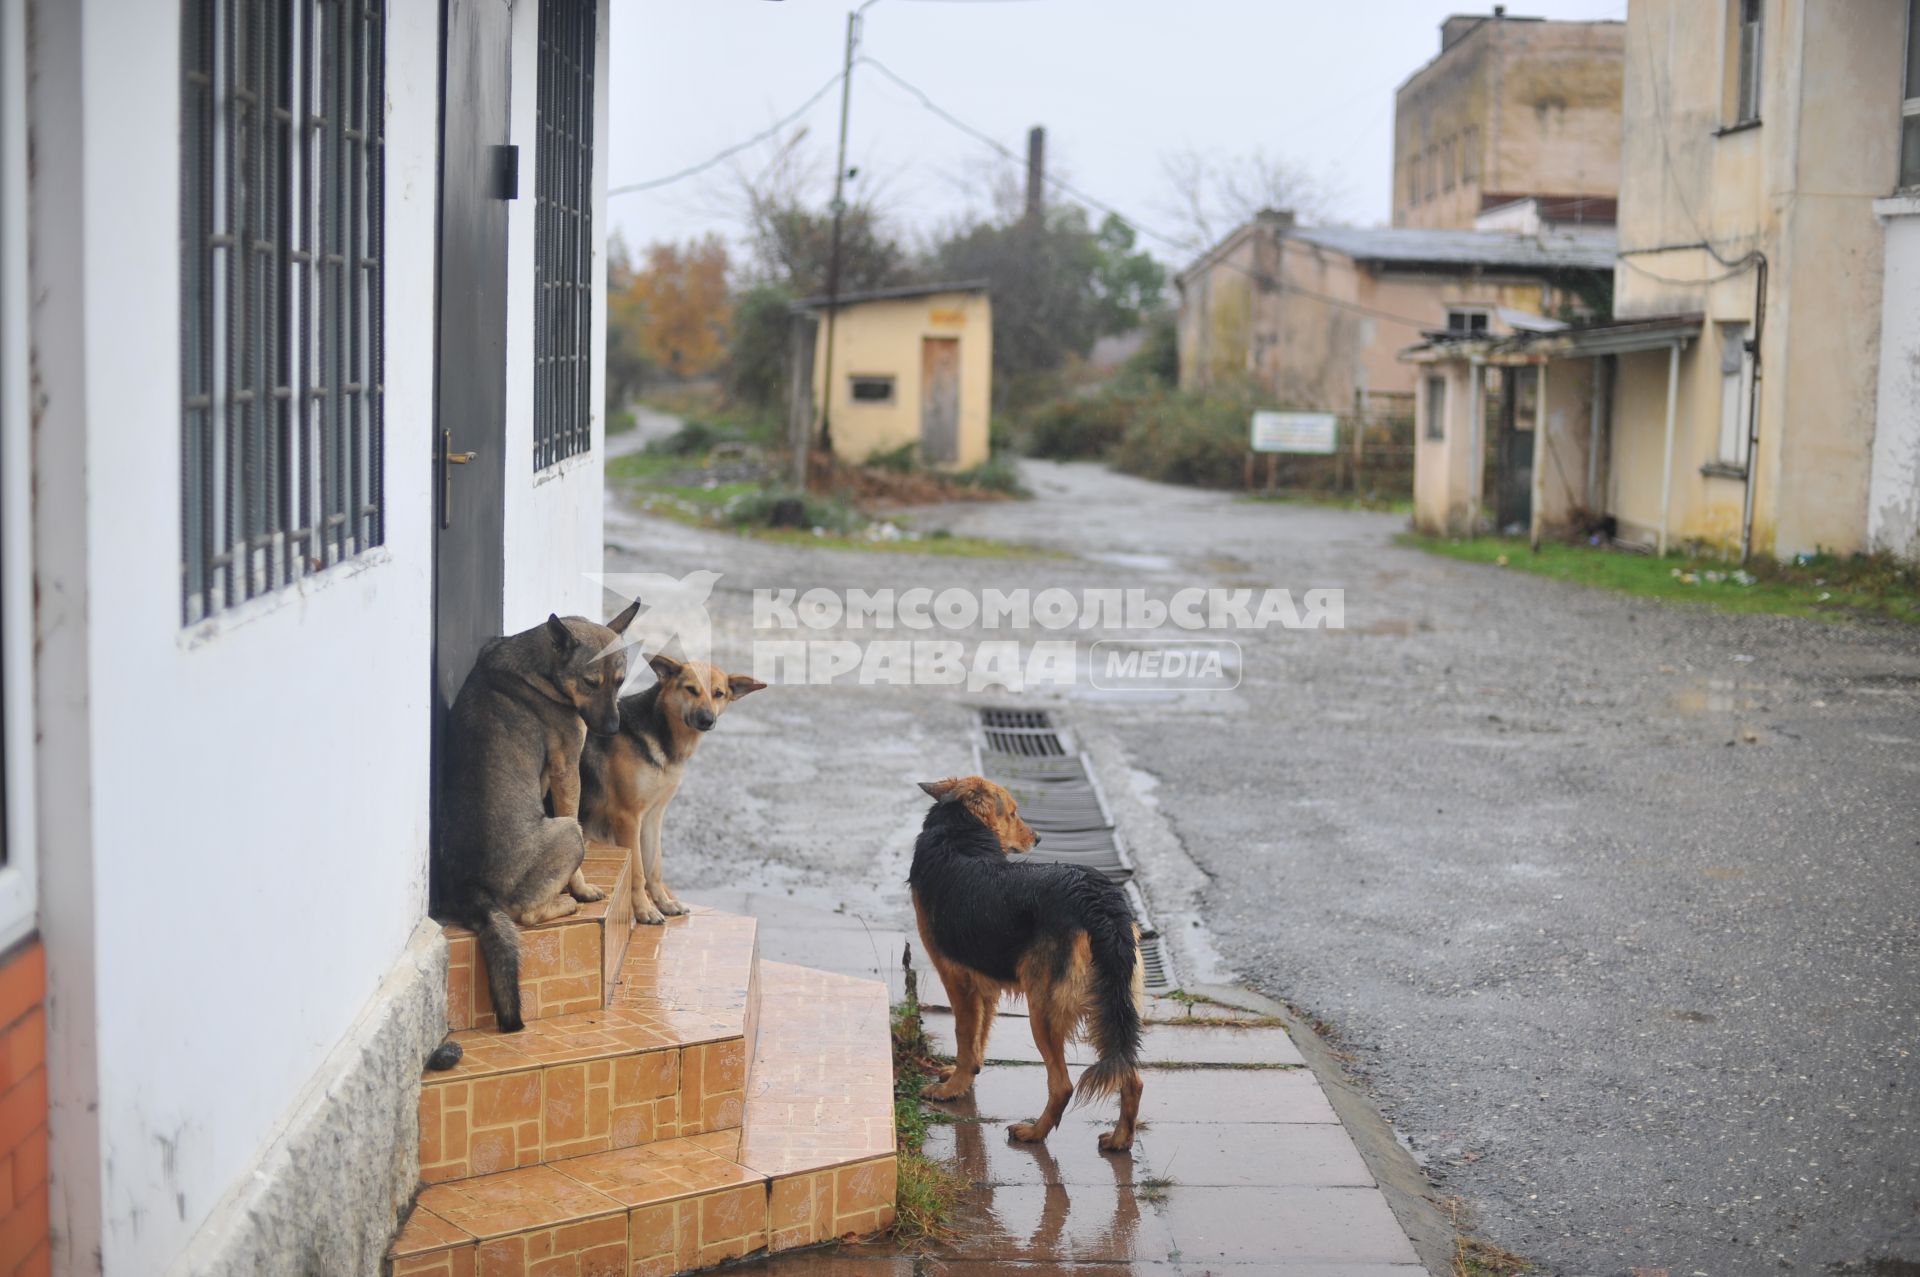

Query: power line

[859,55,1457,332]
[608,67,847,197]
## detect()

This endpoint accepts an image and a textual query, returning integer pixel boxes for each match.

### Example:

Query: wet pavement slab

[923,1011,1307,1068]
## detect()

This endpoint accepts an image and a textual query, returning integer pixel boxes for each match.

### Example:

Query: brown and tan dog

[910,776,1145,1151]
[579,654,766,924]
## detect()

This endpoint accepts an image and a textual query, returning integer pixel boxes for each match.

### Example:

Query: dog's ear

[918,778,961,803]
[606,597,642,635]
[545,613,576,653]
[727,674,768,699]
[648,652,684,683]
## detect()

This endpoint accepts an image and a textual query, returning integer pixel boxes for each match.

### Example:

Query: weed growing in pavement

[1136,1174,1176,1205]
[1443,1196,1533,1276]
[890,946,965,1244]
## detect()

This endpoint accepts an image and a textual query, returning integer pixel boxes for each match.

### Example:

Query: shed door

[920,337,960,466]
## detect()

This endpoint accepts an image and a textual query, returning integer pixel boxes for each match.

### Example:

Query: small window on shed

[850,375,896,404]
[1425,376,1448,442]
[1447,309,1491,334]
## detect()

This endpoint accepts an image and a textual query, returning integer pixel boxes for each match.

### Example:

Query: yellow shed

[799,282,993,471]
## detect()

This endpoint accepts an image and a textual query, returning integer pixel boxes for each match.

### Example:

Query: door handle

[441,429,478,530]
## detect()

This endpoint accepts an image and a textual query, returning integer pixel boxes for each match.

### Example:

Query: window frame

[532,0,598,471]
[849,374,897,405]
[179,0,388,625]
[1901,0,1920,190]
[1715,322,1753,469]
[1424,375,1448,443]
[1726,0,1764,128]
[0,0,35,948]
[1446,308,1491,335]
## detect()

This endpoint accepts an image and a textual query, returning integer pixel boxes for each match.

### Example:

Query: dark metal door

[1496,367,1535,532]
[433,0,512,710]
[920,337,960,465]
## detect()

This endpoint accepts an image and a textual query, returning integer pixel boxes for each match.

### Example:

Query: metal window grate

[181,0,386,625]
[533,0,595,470]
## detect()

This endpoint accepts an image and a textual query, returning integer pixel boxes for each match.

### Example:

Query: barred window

[181,0,386,625]
[533,0,596,469]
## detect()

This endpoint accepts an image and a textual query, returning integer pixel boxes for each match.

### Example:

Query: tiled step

[735,961,897,1252]
[388,959,897,1276]
[418,908,758,1183]
[443,847,634,1031]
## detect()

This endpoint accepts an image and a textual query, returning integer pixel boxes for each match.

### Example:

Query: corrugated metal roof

[792,279,989,310]
[1288,225,1618,272]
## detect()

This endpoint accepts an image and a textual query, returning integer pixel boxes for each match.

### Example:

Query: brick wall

[0,942,46,1276]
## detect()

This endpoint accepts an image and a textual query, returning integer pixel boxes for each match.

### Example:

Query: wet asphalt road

[605,459,1920,1277]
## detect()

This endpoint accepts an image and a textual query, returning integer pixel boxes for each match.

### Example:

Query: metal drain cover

[973,707,1175,994]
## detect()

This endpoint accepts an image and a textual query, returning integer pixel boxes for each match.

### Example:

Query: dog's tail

[475,899,525,1033]
[1074,919,1145,1106]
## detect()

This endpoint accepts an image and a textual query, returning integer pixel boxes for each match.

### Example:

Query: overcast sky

[606,0,1628,270]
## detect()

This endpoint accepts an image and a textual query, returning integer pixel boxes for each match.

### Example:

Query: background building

[1393,9,1625,232]
[799,283,994,471]
[1176,211,1613,413]
[1405,0,1918,561]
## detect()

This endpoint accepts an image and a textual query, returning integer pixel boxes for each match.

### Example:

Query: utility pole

[813,5,869,488]
[1025,126,1046,228]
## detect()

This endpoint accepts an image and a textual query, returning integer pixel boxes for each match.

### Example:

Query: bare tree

[1157,147,1337,250]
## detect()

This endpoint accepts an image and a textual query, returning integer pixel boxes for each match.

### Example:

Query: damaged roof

[1288,225,1618,272]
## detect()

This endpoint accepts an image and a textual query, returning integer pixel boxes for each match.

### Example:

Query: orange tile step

[388,956,897,1275]
[419,908,760,1183]
[442,846,635,1032]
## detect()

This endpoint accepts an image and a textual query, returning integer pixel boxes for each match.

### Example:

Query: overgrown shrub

[724,485,864,534]
[1019,391,1144,459]
[864,441,920,473]
[953,454,1027,496]
[1111,388,1261,489]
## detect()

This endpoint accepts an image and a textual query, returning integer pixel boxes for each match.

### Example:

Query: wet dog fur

[434,602,640,1031]
[909,776,1145,1151]
[579,654,766,925]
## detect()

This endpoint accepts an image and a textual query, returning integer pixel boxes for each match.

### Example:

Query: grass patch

[1443,1198,1533,1276]
[608,407,636,437]
[1136,1174,1175,1205]
[891,954,964,1244]
[1400,534,1920,624]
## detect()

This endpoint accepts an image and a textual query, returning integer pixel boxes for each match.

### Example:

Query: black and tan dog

[579,654,765,925]
[434,602,639,1031]
[910,776,1145,1151]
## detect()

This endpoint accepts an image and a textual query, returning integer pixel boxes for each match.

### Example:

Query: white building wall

[38,1,443,1270]
[1870,199,1920,559]
[501,0,610,628]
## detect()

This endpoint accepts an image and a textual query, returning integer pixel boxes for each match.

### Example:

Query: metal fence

[532,0,596,471]
[181,0,386,624]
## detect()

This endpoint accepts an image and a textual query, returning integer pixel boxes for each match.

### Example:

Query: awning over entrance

[1399,312,1703,365]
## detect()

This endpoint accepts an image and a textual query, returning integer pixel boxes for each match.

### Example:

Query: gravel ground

[604,459,1920,1277]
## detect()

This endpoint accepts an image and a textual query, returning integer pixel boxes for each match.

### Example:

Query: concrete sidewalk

[706,887,1431,1275]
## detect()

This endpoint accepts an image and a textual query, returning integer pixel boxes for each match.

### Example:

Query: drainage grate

[979,706,1070,757]
[973,707,1174,994]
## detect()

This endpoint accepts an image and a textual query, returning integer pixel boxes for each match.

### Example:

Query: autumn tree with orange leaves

[605,233,732,408]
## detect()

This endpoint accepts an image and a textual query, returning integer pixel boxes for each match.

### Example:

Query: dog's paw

[921,1078,971,1102]
[570,881,607,903]
[1007,1121,1048,1143]
[1097,1129,1134,1153]
[656,897,691,917]
[634,905,667,926]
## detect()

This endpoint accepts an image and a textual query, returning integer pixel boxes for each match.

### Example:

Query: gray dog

[434,602,639,1031]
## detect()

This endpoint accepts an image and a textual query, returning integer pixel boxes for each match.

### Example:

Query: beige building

[1175,211,1614,412]
[797,282,993,471]
[1405,0,1917,561]
[1394,9,1624,231]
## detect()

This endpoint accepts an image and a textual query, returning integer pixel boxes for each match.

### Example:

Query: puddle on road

[1082,550,1179,572]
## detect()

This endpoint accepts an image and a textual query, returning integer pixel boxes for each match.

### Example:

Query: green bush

[953,454,1027,496]
[724,486,864,534]
[1111,389,1259,489]
[1019,391,1144,459]
[864,441,921,473]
